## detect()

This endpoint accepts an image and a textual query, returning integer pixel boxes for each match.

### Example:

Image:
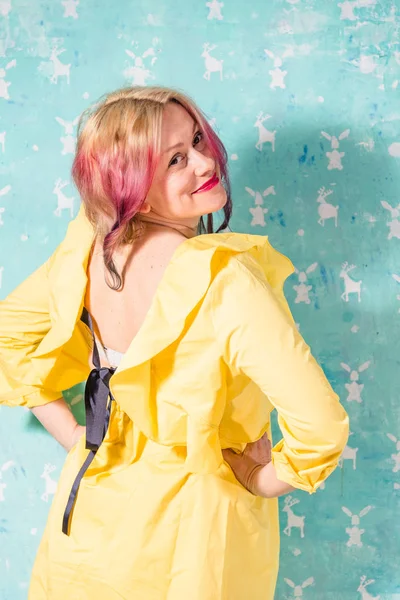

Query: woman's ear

[137,201,152,214]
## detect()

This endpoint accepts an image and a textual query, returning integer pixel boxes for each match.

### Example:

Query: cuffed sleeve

[0,259,62,408]
[212,256,349,493]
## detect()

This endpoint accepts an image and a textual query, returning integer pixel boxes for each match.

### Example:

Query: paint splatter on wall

[0,1,399,598]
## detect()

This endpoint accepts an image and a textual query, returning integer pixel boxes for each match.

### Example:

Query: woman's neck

[137,212,199,239]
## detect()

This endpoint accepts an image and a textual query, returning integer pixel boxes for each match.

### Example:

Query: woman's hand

[222,432,296,498]
[69,424,86,452]
[222,432,272,496]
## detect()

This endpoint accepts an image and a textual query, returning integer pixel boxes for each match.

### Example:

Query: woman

[0,85,349,599]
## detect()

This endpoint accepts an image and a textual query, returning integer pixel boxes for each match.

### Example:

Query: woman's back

[85,227,187,356]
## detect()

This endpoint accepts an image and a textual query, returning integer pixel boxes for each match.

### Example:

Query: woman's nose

[192,149,215,176]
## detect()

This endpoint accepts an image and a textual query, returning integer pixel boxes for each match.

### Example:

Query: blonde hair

[71,85,232,290]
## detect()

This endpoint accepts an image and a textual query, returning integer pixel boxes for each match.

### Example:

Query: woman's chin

[200,188,227,211]
[213,189,228,211]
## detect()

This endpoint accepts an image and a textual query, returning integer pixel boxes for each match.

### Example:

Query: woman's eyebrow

[163,121,199,154]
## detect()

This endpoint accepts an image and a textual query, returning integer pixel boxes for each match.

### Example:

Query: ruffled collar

[31,205,295,379]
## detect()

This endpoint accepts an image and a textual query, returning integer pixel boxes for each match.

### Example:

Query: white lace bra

[103,346,124,368]
[93,331,125,369]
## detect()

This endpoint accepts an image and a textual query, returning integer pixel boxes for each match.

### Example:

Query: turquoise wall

[1,1,400,598]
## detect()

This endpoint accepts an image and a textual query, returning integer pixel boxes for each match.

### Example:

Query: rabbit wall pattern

[0,0,400,599]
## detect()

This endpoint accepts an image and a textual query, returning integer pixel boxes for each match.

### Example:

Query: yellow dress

[0,206,349,600]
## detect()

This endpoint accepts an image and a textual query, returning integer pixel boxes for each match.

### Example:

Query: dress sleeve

[0,259,62,408]
[211,256,349,493]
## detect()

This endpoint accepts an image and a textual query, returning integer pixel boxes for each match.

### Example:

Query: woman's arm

[0,258,62,408]
[212,257,349,495]
[0,250,85,449]
[31,398,85,452]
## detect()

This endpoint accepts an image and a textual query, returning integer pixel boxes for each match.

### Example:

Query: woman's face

[141,102,227,227]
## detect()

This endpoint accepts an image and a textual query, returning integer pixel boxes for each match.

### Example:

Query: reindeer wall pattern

[0,1,399,599]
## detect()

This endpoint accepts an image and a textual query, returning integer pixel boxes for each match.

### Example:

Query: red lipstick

[193,173,219,193]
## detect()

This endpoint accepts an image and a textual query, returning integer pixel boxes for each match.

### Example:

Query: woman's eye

[169,131,205,167]
[169,155,181,167]
[193,131,203,145]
